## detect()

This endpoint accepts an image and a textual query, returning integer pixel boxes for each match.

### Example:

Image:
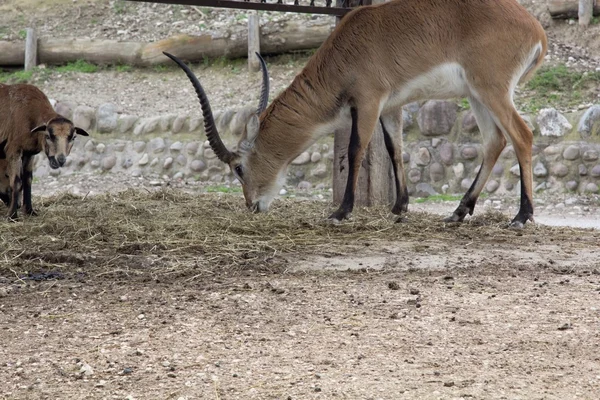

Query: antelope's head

[165,52,283,213]
[31,117,89,169]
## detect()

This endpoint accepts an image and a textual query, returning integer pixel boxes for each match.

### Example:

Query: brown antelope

[166,0,547,227]
[0,83,89,220]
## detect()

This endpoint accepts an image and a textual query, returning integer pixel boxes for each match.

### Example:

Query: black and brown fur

[0,83,89,220]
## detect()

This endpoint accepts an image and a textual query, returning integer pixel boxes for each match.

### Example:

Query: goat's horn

[163,52,233,164]
[255,52,270,114]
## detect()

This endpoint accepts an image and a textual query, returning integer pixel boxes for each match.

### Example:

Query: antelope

[0,83,89,220]
[166,0,547,227]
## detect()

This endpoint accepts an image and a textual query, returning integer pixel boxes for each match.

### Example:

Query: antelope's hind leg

[445,97,506,223]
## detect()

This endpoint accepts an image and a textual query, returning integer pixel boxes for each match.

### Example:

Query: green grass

[414,192,488,204]
[0,69,33,84]
[204,185,242,194]
[522,64,600,112]
[55,60,98,74]
[17,29,26,39]
[114,64,132,73]
[414,194,463,204]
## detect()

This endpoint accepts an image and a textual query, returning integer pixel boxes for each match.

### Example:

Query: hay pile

[0,190,593,281]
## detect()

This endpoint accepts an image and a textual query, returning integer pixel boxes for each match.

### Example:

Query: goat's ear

[246,114,259,143]
[0,139,7,159]
[31,124,47,134]
[75,127,89,137]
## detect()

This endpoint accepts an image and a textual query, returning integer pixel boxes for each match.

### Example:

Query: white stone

[138,154,149,165]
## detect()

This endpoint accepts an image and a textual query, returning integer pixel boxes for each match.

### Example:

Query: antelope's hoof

[443,214,462,223]
[509,220,525,229]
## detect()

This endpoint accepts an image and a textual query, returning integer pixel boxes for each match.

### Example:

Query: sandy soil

[0,181,599,400]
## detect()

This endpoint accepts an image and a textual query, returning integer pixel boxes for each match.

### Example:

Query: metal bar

[127,0,352,16]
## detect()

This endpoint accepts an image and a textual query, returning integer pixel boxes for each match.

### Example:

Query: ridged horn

[255,52,270,114]
[163,52,233,164]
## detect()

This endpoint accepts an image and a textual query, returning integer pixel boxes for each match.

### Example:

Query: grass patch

[55,60,98,74]
[204,185,242,194]
[414,194,463,204]
[0,69,33,84]
[522,64,600,112]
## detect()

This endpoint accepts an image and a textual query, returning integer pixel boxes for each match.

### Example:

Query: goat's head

[31,117,89,169]
[165,52,282,213]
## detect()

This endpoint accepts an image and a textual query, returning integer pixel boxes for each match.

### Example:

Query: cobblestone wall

[36,100,600,196]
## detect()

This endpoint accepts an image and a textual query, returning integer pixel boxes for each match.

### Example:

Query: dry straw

[0,189,596,281]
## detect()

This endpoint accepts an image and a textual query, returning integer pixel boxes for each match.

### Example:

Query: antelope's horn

[164,52,233,164]
[255,52,270,114]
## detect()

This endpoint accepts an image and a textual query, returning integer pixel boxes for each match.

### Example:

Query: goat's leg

[22,155,37,216]
[7,156,23,221]
[380,110,409,218]
[329,104,381,222]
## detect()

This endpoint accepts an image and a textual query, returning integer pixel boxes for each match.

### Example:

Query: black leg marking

[381,118,409,216]
[445,165,483,223]
[22,156,37,216]
[329,107,360,222]
[510,165,534,228]
[8,174,22,221]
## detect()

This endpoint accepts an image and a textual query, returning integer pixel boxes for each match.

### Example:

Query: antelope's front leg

[6,156,23,221]
[329,104,381,222]
[21,155,37,216]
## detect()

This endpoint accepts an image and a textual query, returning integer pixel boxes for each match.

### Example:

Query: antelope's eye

[234,165,243,178]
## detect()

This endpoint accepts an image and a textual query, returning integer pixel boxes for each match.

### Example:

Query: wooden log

[247,11,260,72]
[548,0,600,19]
[0,42,25,66]
[24,28,37,71]
[579,0,594,25]
[38,38,144,66]
[0,20,333,67]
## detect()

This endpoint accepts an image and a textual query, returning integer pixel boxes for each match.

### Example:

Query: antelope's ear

[246,114,259,143]
[0,138,7,159]
[31,125,47,134]
[75,127,90,137]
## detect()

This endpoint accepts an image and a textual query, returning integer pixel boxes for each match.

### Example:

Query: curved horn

[255,52,270,114]
[163,52,233,164]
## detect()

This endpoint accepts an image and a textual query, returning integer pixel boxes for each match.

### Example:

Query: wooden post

[24,28,37,71]
[247,11,260,72]
[549,0,600,19]
[579,0,594,25]
[332,0,395,208]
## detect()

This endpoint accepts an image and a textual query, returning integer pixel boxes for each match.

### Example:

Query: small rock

[388,282,400,290]
[101,155,117,171]
[163,157,173,169]
[310,152,322,163]
[170,141,184,152]
[190,160,206,172]
[566,181,579,191]
[537,108,572,137]
[408,168,422,183]
[297,181,312,190]
[486,180,499,193]
[292,152,311,165]
[84,140,95,152]
[453,163,464,179]
[138,154,149,166]
[585,182,599,193]
[416,147,431,166]
[533,162,547,178]
[562,145,580,161]
[590,165,600,177]
[133,141,146,153]
[439,143,454,165]
[460,146,478,160]
[80,363,94,376]
[279,188,288,195]
[550,163,569,178]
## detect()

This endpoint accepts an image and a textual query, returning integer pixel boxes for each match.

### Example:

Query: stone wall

[35,99,600,196]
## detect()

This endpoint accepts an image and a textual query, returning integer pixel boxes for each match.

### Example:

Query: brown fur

[183,0,547,225]
[0,83,89,220]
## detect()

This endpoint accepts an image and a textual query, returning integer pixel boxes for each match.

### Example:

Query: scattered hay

[0,189,597,281]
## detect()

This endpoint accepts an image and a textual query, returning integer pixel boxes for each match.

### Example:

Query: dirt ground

[1,188,599,400]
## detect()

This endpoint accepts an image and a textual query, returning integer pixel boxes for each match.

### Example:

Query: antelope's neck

[256,70,344,164]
